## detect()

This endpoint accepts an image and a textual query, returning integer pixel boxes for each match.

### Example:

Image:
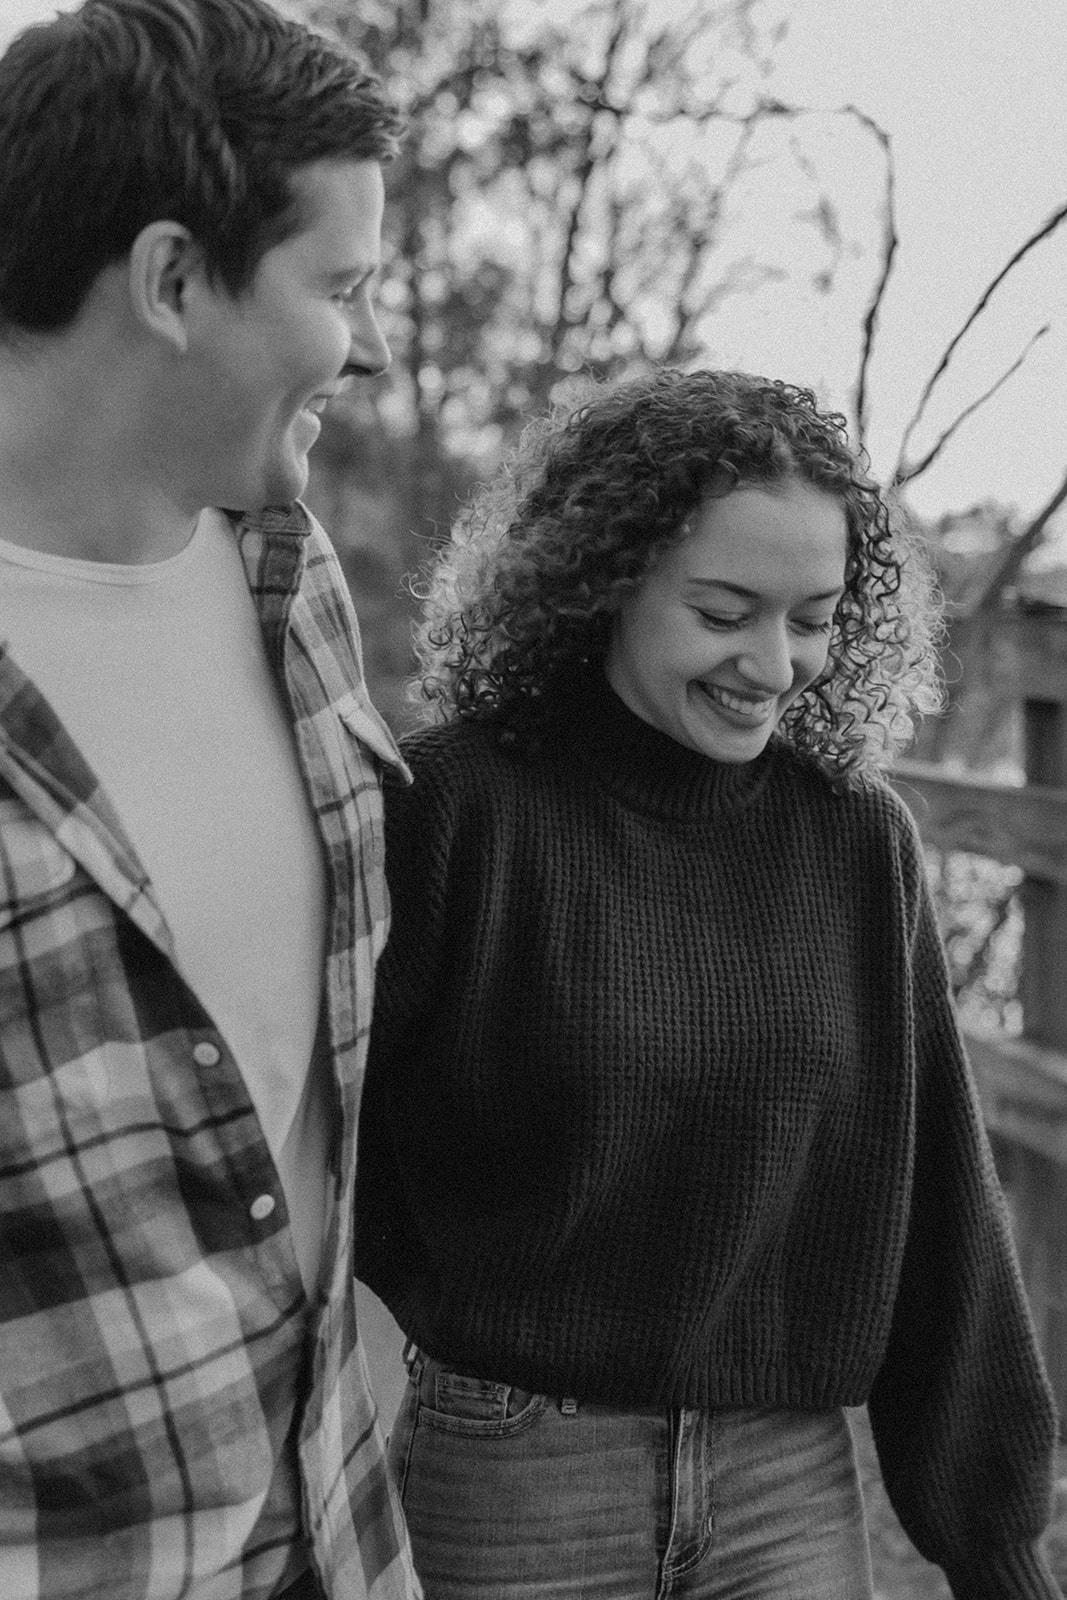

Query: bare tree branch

[596,186,628,337]
[663,259,786,364]
[669,94,895,446]
[548,4,629,364]
[655,110,757,359]
[846,107,896,449]
[974,464,1067,613]
[659,231,712,362]
[894,324,1050,488]
[894,197,1067,476]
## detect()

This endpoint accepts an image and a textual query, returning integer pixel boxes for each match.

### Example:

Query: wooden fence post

[1010,679,1067,1414]
[893,610,1067,1422]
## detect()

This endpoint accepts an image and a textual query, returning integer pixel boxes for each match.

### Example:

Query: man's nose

[345,309,391,378]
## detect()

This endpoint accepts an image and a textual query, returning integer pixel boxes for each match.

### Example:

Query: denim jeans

[388,1350,874,1600]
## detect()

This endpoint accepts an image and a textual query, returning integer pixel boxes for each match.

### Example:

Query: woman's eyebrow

[685,578,845,603]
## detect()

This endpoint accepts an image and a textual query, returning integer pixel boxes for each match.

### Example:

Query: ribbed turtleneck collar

[554,667,773,823]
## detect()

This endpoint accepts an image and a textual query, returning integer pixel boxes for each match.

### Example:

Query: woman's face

[604,479,848,763]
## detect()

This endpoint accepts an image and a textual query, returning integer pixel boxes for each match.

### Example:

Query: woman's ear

[127,220,203,352]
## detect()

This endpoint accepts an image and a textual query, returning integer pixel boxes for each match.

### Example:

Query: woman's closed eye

[695,610,747,631]
[694,610,834,636]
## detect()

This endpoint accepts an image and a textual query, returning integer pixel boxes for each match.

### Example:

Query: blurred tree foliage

[300,0,856,725]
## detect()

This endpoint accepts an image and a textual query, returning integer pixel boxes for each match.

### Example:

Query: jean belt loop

[401,1338,424,1386]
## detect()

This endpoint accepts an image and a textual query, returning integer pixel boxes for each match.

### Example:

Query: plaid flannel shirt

[0,505,421,1600]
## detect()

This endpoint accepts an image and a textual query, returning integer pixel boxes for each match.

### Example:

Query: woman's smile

[606,480,848,763]
[695,681,778,723]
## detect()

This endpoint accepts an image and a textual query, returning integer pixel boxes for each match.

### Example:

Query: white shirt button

[192,1041,221,1067]
[249,1193,276,1222]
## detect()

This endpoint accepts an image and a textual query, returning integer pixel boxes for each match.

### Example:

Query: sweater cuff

[943,1538,1063,1600]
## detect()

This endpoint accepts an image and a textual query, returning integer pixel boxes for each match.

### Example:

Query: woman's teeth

[701,684,775,717]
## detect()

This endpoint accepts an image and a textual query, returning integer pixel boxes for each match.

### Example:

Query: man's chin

[255,459,310,510]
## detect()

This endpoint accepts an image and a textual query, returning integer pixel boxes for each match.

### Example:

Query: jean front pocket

[418,1357,550,1438]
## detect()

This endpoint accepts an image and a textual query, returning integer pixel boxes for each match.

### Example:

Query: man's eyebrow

[327,263,380,285]
[685,578,845,603]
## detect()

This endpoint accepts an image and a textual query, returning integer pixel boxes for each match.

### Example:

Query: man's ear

[127,220,205,352]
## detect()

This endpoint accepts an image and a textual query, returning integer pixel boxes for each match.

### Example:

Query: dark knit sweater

[356,670,1061,1600]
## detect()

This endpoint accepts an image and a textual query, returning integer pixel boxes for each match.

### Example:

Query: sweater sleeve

[370,744,455,1055]
[866,806,1062,1600]
[354,734,461,1303]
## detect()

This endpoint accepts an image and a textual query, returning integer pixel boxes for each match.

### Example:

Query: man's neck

[0,318,203,565]
[0,469,202,566]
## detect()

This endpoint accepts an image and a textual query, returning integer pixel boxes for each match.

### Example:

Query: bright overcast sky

[1,0,1065,525]
[763,0,1067,525]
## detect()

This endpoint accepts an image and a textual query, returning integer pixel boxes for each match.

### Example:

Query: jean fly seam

[660,1409,715,1587]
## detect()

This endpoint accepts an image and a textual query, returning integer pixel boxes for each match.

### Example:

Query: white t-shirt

[0,509,330,1297]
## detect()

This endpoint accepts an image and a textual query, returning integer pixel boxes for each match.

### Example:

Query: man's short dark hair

[0,0,404,334]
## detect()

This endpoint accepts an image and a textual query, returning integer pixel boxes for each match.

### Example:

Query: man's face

[183,158,389,511]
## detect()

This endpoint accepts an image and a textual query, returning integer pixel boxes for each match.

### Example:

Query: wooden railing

[892,609,1067,1419]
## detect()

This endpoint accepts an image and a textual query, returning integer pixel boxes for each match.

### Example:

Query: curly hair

[414,368,943,782]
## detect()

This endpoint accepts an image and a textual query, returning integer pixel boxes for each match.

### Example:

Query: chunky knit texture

[356,669,1061,1600]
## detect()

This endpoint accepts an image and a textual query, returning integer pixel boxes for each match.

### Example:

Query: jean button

[249,1193,276,1222]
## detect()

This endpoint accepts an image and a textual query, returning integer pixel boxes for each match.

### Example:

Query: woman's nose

[737,623,794,695]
